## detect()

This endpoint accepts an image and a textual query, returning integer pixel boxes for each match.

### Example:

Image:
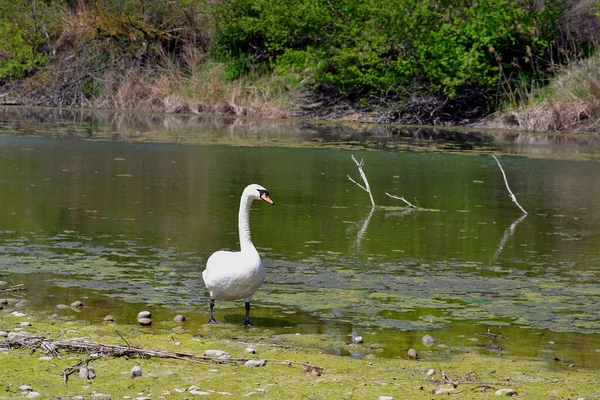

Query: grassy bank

[1,308,599,399]
[2,0,599,130]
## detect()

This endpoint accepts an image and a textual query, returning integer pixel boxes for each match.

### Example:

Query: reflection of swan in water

[202,184,274,326]
[493,213,527,260]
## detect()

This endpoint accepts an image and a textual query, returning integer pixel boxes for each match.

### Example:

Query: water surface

[1,107,599,368]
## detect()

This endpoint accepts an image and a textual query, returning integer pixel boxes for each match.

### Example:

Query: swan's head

[245,184,274,205]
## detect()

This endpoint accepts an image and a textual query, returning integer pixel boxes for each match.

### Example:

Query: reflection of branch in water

[354,207,375,249]
[493,213,528,260]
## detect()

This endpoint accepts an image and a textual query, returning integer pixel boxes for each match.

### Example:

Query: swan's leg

[240,301,253,326]
[207,298,222,324]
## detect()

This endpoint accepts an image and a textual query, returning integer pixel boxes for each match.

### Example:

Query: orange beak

[261,192,274,205]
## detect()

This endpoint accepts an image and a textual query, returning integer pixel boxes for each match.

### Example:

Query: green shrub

[213,0,565,96]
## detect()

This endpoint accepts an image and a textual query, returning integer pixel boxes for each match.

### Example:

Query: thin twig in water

[492,155,527,215]
[348,155,375,207]
[385,192,416,208]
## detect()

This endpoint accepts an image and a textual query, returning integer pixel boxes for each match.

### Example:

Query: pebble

[435,387,456,395]
[204,350,228,357]
[190,390,211,395]
[0,298,7,304]
[79,366,96,380]
[137,311,151,319]
[0,281,7,286]
[56,304,69,310]
[131,363,142,378]
[245,347,256,354]
[20,322,32,326]
[70,300,84,307]
[353,336,364,344]
[137,318,152,326]
[5,298,21,304]
[11,311,26,317]
[495,388,516,396]
[135,397,152,400]
[15,299,31,308]
[0,331,7,337]
[378,397,395,400]
[422,334,436,346]
[407,348,419,360]
[90,394,111,399]
[173,314,186,323]
[426,369,436,376]
[38,356,53,361]
[245,359,267,367]
[26,392,40,398]
[19,385,33,391]
[103,315,115,322]
[8,331,28,341]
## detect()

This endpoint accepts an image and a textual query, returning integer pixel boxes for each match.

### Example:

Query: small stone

[188,386,200,391]
[5,298,21,304]
[483,344,506,351]
[378,397,395,400]
[38,356,53,361]
[90,394,111,399]
[26,392,41,398]
[353,336,364,344]
[8,331,28,341]
[134,397,152,400]
[131,362,142,378]
[0,331,7,337]
[70,300,84,307]
[0,298,7,304]
[20,322,32,326]
[435,388,455,395]
[215,354,232,363]
[173,314,186,323]
[426,369,436,376]
[244,359,267,367]
[0,281,7,286]
[245,347,256,354]
[103,315,115,322]
[56,304,69,310]
[137,311,151,319]
[422,334,436,346]
[11,311,26,317]
[137,318,152,326]
[79,367,96,380]
[19,385,33,391]
[204,350,228,357]
[407,348,419,360]
[174,388,186,393]
[495,388,517,396]
[15,299,31,308]
[189,390,211,395]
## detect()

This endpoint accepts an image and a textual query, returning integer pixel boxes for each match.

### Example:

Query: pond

[1,106,599,368]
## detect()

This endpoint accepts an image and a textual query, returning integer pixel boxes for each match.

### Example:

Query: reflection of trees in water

[1,106,600,158]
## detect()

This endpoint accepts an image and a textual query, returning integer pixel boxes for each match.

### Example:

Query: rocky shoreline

[0,285,597,399]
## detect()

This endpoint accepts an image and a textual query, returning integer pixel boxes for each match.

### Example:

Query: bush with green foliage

[0,0,65,78]
[213,0,565,97]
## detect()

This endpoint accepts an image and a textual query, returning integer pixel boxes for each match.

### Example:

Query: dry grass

[89,44,298,119]
[493,53,600,133]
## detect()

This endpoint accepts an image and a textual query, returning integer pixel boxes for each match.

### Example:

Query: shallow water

[1,106,599,367]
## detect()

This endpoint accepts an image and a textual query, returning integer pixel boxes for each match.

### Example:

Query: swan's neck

[238,195,255,252]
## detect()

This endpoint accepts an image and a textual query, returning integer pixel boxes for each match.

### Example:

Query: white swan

[202,184,274,326]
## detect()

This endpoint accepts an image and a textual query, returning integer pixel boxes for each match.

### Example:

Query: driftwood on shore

[0,334,325,385]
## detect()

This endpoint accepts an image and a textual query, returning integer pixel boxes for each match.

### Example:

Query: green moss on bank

[1,310,598,399]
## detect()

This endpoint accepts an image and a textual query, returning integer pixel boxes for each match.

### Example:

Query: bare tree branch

[492,155,527,215]
[385,192,416,208]
[348,155,375,207]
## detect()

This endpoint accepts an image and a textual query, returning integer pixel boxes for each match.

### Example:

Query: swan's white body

[202,184,273,325]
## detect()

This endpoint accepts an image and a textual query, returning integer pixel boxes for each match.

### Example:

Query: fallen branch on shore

[0,334,325,385]
[0,284,25,294]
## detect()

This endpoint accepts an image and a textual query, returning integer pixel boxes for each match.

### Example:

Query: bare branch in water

[348,155,375,207]
[492,155,527,215]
